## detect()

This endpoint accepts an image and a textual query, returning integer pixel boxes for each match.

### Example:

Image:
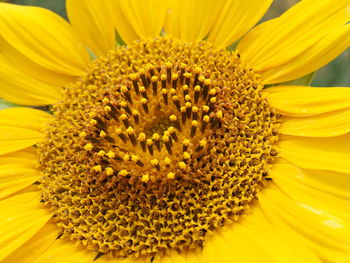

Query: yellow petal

[0,191,52,262]
[0,3,90,76]
[0,108,51,155]
[278,167,350,200]
[112,0,167,44]
[278,134,350,174]
[237,0,350,83]
[260,184,350,262]
[0,34,76,88]
[238,209,322,263]
[66,0,115,57]
[0,166,39,200]
[264,85,350,116]
[0,64,62,106]
[270,163,350,219]
[207,0,273,48]
[201,223,272,263]
[0,107,52,133]
[260,25,350,83]
[2,222,58,263]
[32,238,96,263]
[280,108,350,137]
[164,0,226,42]
[202,207,321,263]
[0,147,39,200]
[0,147,37,166]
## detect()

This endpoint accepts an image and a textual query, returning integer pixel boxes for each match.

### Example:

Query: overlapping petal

[165,0,225,42]
[207,0,273,48]
[0,37,75,88]
[260,180,350,262]
[0,63,62,106]
[0,3,90,76]
[278,135,350,173]
[260,25,350,83]
[0,108,52,155]
[200,206,321,263]
[0,147,39,200]
[112,0,167,44]
[66,0,115,56]
[279,108,350,137]
[2,222,58,263]
[0,191,52,262]
[264,86,350,117]
[32,238,96,263]
[237,0,350,83]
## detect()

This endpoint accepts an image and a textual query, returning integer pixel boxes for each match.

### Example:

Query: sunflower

[1,0,350,262]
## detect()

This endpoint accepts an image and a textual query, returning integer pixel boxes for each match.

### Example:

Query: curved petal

[271,163,350,201]
[0,108,52,155]
[66,0,115,57]
[0,191,52,262]
[0,37,75,88]
[2,222,58,263]
[0,147,40,200]
[0,64,62,106]
[280,108,350,137]
[278,134,350,174]
[112,0,167,44]
[207,0,273,48]
[164,0,225,42]
[0,147,37,166]
[200,206,321,263]
[260,182,350,262]
[159,207,319,263]
[32,238,96,263]
[237,0,350,83]
[0,3,90,77]
[270,164,350,219]
[260,25,350,83]
[264,86,350,117]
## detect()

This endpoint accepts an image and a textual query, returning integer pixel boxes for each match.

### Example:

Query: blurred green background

[5,0,350,87]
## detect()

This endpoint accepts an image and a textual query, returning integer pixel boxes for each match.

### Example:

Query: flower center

[38,37,280,259]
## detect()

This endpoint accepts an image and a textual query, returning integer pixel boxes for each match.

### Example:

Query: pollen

[38,37,280,259]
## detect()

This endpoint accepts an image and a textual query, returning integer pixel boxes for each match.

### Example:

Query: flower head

[0,0,350,262]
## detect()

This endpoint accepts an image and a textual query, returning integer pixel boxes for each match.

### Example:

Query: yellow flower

[0,0,350,262]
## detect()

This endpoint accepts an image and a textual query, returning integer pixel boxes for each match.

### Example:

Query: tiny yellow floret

[84,143,93,151]
[107,151,115,159]
[92,165,102,172]
[141,174,150,183]
[167,172,175,179]
[119,170,129,176]
[178,162,187,170]
[105,167,114,176]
